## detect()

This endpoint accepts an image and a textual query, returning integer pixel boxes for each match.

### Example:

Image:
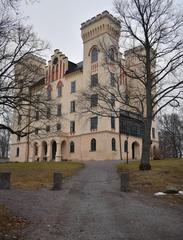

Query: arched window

[91,47,98,63]
[112,138,116,151]
[16,147,19,157]
[91,138,96,151]
[124,140,128,152]
[70,141,75,153]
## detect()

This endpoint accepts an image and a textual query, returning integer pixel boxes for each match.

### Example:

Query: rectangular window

[18,115,21,125]
[111,116,115,129]
[17,135,20,141]
[91,94,98,107]
[70,101,76,113]
[46,125,50,132]
[91,74,98,87]
[35,111,39,121]
[35,128,39,135]
[57,86,62,97]
[110,95,115,107]
[110,73,116,86]
[16,147,19,157]
[47,89,51,100]
[70,121,75,133]
[57,123,61,130]
[57,104,62,116]
[90,117,98,130]
[47,108,51,119]
[152,128,155,139]
[71,81,76,93]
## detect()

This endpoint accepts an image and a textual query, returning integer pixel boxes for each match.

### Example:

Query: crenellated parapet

[81,11,121,43]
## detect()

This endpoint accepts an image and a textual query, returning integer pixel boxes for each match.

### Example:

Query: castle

[10,11,159,162]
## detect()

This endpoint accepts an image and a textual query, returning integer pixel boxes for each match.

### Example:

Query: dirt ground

[0,160,182,240]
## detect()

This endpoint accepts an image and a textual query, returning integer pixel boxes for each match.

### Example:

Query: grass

[117,159,183,204]
[0,161,84,189]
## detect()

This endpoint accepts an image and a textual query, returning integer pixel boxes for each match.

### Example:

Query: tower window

[91,47,98,63]
[57,104,62,116]
[57,85,62,97]
[71,81,76,93]
[91,74,98,87]
[91,94,98,107]
[90,117,98,130]
[111,116,115,129]
[70,101,76,113]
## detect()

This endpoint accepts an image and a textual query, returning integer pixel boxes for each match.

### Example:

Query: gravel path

[0,160,182,240]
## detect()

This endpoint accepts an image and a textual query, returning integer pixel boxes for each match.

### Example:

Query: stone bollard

[0,172,11,189]
[120,171,129,192]
[52,172,63,190]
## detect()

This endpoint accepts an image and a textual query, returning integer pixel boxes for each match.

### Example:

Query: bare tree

[159,113,183,158]
[0,0,50,137]
[79,0,183,170]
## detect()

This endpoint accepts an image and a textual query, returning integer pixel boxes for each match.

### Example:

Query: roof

[65,61,83,75]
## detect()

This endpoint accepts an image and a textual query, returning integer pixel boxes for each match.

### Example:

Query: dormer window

[91,47,98,63]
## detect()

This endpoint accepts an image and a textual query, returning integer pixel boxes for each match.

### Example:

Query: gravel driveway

[0,160,182,240]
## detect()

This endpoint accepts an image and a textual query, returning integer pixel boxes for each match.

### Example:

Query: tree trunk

[118,131,123,160]
[140,118,152,170]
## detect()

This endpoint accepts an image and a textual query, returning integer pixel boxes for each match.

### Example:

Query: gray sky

[22,0,114,63]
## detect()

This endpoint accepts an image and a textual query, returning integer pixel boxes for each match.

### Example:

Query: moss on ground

[117,159,183,204]
[0,161,84,189]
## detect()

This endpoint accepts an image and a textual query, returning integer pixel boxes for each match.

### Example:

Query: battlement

[81,11,120,30]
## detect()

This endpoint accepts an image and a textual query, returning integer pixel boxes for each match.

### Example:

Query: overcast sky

[21,0,114,63]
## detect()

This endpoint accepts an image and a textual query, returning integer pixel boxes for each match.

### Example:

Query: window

[57,123,61,131]
[111,116,115,129]
[57,104,62,116]
[91,94,98,107]
[70,141,75,153]
[90,117,98,130]
[91,74,98,87]
[91,138,96,151]
[124,140,128,152]
[109,48,115,61]
[112,138,116,151]
[18,115,21,125]
[47,108,51,119]
[152,128,155,139]
[16,147,19,157]
[70,121,75,133]
[57,86,62,97]
[46,125,50,132]
[110,94,115,107]
[47,89,51,100]
[17,135,20,141]
[70,101,76,113]
[91,47,98,63]
[35,111,39,121]
[71,81,76,93]
[35,128,39,135]
[110,73,116,86]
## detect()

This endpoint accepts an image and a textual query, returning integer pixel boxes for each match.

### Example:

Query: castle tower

[81,11,121,88]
